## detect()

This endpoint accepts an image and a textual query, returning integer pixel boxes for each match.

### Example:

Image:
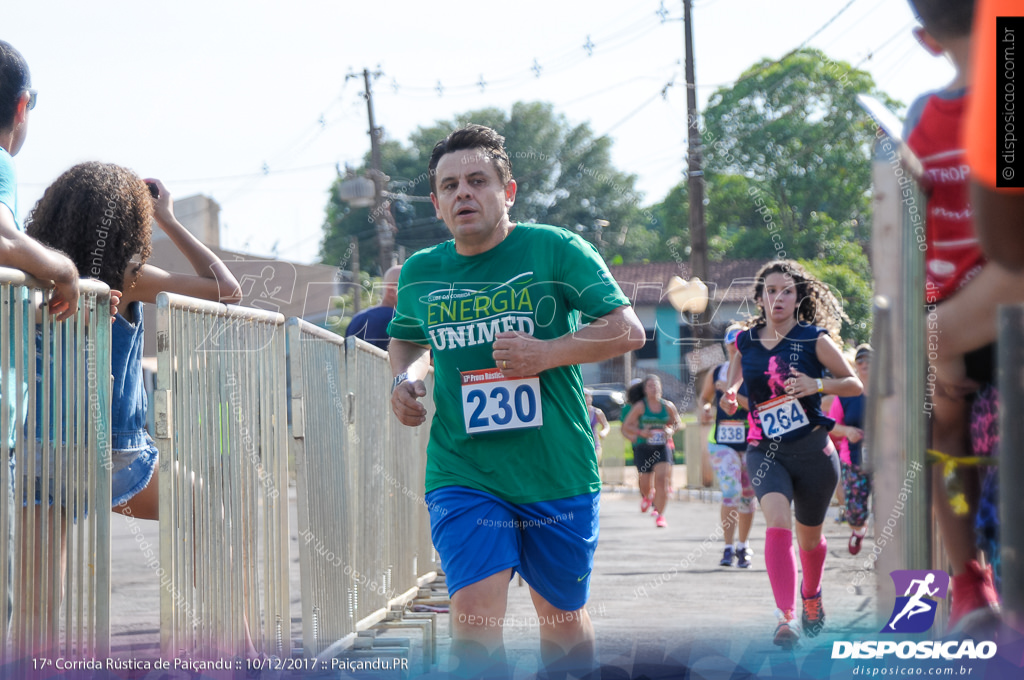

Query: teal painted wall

[655,305,681,377]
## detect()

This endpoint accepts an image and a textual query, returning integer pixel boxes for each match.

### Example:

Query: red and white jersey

[906,91,986,304]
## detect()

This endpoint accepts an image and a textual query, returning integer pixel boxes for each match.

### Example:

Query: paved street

[105,466,880,677]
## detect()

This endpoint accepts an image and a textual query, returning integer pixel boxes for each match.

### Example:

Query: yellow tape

[926,449,998,468]
[926,449,995,517]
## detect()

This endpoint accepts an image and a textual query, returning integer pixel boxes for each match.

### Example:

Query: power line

[599,85,672,138]
[854,21,917,69]
[167,162,337,186]
[697,0,863,93]
[384,9,668,99]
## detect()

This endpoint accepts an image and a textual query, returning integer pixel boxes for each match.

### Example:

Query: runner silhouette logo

[882,570,950,634]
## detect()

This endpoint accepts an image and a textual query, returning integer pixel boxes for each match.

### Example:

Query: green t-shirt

[388,224,631,503]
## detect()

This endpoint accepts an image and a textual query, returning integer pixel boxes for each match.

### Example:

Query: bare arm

[491,305,645,377]
[622,404,643,443]
[933,262,1024,359]
[972,182,1024,271]
[666,401,683,434]
[721,351,743,415]
[0,204,79,320]
[122,179,242,306]
[595,408,610,438]
[787,335,862,399]
[389,339,432,427]
[698,370,715,425]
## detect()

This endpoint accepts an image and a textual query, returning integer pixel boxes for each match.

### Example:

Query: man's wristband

[816,378,824,393]
[391,372,409,394]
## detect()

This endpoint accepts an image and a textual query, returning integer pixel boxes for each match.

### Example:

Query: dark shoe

[736,547,751,569]
[801,587,825,638]
[720,546,734,567]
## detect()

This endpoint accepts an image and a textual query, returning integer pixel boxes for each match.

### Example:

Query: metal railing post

[0,268,110,661]
[998,304,1024,627]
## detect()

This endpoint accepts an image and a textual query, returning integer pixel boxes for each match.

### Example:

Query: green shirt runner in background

[389,223,630,504]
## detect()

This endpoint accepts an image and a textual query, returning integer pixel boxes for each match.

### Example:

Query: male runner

[388,124,644,677]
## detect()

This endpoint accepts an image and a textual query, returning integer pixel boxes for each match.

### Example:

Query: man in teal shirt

[389,124,643,677]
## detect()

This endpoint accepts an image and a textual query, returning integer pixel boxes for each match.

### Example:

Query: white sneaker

[774,608,799,649]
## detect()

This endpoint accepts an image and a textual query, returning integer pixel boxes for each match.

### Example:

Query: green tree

[800,259,873,346]
[701,48,898,243]
[320,102,652,270]
[643,49,893,334]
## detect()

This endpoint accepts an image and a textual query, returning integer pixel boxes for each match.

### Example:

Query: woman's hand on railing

[48,274,80,322]
[109,289,122,320]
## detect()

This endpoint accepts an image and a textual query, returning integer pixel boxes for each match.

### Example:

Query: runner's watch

[392,372,409,393]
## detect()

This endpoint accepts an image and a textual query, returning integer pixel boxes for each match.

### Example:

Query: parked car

[586,384,627,421]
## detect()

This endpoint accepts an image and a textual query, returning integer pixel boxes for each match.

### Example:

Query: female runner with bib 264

[722,260,862,648]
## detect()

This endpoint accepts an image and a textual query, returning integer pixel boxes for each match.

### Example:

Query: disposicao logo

[881,569,949,634]
[831,569,997,661]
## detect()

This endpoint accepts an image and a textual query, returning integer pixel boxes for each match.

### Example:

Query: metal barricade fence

[867,135,929,623]
[153,292,289,660]
[0,267,111,660]
[998,305,1024,628]
[287,320,436,657]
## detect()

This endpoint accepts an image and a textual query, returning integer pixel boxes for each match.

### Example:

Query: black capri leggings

[745,427,840,527]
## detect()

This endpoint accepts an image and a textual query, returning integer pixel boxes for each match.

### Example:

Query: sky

[7,0,954,266]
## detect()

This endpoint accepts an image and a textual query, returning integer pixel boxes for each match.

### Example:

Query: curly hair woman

[23,160,242,655]
[27,162,242,516]
[721,259,862,648]
[21,162,242,652]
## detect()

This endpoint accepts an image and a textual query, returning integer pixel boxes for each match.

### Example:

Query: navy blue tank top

[838,394,866,466]
[737,323,834,442]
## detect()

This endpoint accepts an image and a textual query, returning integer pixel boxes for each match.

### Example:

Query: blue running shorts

[425,486,600,612]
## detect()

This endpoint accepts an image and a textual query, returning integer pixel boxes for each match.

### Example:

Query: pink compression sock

[800,536,828,598]
[765,527,797,612]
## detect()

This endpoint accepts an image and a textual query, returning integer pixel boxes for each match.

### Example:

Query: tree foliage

[701,48,897,238]
[320,102,656,271]
[799,259,873,346]
[646,49,895,336]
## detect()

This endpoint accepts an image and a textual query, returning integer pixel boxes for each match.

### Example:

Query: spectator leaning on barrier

[345,263,402,352]
[388,124,644,678]
[0,39,81,631]
[25,165,244,653]
[0,41,79,319]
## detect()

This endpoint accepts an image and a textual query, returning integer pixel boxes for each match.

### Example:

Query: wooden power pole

[684,0,709,339]
[361,68,396,271]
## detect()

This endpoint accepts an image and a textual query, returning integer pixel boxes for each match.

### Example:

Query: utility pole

[349,236,361,314]
[684,0,709,340]
[361,68,396,271]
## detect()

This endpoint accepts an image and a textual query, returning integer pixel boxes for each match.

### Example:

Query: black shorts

[634,444,671,473]
[965,343,995,386]
[745,427,839,527]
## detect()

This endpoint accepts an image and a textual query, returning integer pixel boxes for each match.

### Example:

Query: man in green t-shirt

[388,124,643,676]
